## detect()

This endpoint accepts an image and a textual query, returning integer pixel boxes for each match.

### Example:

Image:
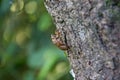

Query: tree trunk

[44,0,120,80]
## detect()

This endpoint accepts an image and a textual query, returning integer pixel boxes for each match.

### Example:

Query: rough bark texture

[44,0,120,80]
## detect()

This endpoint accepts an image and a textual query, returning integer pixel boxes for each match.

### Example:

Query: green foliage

[0,0,73,80]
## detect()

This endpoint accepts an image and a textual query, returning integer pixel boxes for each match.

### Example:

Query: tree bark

[44,0,120,80]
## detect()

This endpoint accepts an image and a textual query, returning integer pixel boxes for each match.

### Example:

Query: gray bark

[44,0,120,80]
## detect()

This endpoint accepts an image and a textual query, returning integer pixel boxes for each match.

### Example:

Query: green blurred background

[0,0,73,80]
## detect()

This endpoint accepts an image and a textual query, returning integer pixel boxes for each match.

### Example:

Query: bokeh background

[0,0,73,80]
